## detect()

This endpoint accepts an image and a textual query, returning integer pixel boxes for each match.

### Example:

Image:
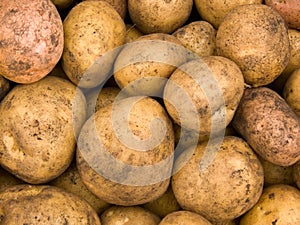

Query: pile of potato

[0,0,300,224]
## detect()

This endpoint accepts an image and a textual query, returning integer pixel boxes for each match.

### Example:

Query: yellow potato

[159,210,212,225]
[283,69,300,117]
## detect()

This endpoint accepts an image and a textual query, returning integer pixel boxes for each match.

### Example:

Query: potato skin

[216,4,290,87]
[283,69,300,117]
[240,184,300,225]
[0,76,86,184]
[233,87,300,166]
[172,136,264,222]
[0,184,101,224]
[0,0,64,84]
[159,210,212,225]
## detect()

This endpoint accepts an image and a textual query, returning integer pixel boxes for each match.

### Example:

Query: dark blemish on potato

[50,34,59,48]
[264,210,272,215]
[8,60,31,72]
[268,193,275,199]
[272,219,278,225]
[246,184,251,195]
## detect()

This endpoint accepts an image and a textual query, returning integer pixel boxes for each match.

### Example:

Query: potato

[76,96,174,206]
[211,221,236,225]
[0,0,64,84]
[125,24,144,43]
[159,210,212,225]
[194,0,262,28]
[52,0,74,9]
[164,56,244,135]
[0,75,10,101]
[114,33,187,96]
[173,21,217,58]
[50,162,110,214]
[128,0,193,34]
[83,0,127,19]
[0,166,23,192]
[269,29,300,92]
[216,4,290,87]
[232,87,300,166]
[283,69,300,117]
[258,156,294,187]
[62,1,126,88]
[265,0,300,30]
[240,184,300,224]
[172,136,264,222]
[0,184,101,224]
[0,76,86,184]
[143,185,181,218]
[101,206,160,225]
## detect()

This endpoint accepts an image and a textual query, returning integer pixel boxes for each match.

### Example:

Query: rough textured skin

[62,1,126,88]
[283,69,300,117]
[114,33,187,96]
[0,0,64,84]
[101,206,160,225]
[265,0,300,30]
[194,0,262,28]
[232,87,300,166]
[240,184,300,225]
[0,184,101,224]
[172,136,264,222]
[76,96,174,205]
[159,211,212,225]
[164,56,244,135]
[173,21,217,58]
[50,162,110,214]
[128,0,193,34]
[216,4,290,87]
[0,76,86,184]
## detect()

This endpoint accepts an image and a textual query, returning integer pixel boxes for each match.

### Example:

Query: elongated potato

[232,87,300,166]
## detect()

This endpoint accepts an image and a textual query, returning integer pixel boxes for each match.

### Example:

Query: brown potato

[101,206,160,225]
[164,56,244,135]
[0,75,10,101]
[62,1,126,88]
[0,184,101,224]
[159,210,212,225]
[125,24,144,43]
[240,184,300,224]
[283,69,300,117]
[173,21,217,58]
[265,0,300,30]
[50,162,110,213]
[194,0,262,28]
[76,96,174,206]
[0,0,64,84]
[232,87,300,166]
[114,33,187,96]
[128,0,193,34]
[172,136,264,222]
[216,4,290,87]
[0,76,86,184]
[0,166,23,192]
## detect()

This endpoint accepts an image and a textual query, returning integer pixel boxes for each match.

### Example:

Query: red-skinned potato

[0,0,64,84]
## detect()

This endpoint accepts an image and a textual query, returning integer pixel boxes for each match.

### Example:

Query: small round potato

[0,0,64,84]
[62,1,126,88]
[216,4,290,87]
[172,136,264,222]
[0,76,87,184]
[50,162,110,213]
[128,0,193,34]
[240,184,300,225]
[173,21,217,58]
[101,206,160,225]
[76,96,174,206]
[194,0,262,28]
[159,210,212,225]
[164,56,244,135]
[283,69,300,117]
[0,184,101,224]
[232,87,300,166]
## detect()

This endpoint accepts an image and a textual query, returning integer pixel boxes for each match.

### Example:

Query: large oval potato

[62,1,126,88]
[0,184,101,224]
[77,96,174,206]
[216,4,290,87]
[0,76,86,184]
[0,0,64,84]
[232,87,300,166]
[172,136,264,222]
